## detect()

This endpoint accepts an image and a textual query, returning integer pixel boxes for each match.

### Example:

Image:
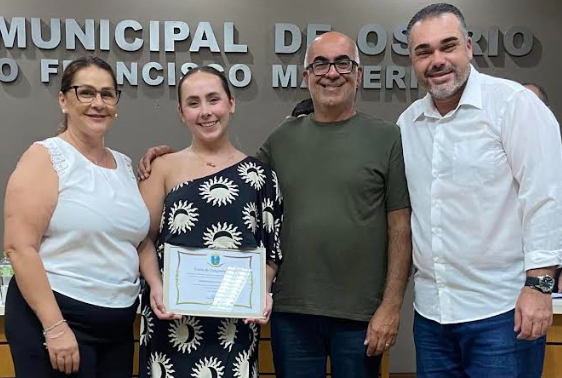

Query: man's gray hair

[406,3,469,46]
[303,37,361,68]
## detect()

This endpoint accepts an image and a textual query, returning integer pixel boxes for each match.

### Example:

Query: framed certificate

[163,244,266,318]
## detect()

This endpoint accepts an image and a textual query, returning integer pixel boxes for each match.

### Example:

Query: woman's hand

[149,282,181,320]
[45,323,80,374]
[244,293,273,325]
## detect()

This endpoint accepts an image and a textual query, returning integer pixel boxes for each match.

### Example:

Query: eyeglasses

[306,59,359,76]
[67,85,121,105]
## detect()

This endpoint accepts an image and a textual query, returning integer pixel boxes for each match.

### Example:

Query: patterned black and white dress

[139,157,283,378]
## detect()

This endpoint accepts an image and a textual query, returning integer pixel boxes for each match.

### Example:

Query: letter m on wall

[0,17,26,49]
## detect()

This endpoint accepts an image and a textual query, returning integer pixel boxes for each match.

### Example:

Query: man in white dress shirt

[398,3,562,377]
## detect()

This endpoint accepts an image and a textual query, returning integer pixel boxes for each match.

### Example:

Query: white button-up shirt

[397,66,562,324]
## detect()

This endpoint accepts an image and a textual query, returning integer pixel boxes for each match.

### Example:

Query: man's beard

[425,64,470,100]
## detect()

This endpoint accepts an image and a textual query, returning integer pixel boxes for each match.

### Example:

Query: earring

[115,113,119,118]
[62,109,67,114]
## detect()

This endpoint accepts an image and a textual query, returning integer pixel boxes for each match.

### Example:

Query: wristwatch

[525,275,555,294]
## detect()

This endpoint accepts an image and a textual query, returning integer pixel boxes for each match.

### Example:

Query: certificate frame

[163,243,266,318]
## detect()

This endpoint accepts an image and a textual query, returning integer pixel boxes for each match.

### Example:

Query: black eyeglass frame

[65,85,122,105]
[305,59,359,76]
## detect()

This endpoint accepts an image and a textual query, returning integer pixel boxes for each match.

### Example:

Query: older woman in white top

[3,56,149,378]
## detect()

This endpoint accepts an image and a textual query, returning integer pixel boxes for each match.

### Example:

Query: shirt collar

[415,64,483,121]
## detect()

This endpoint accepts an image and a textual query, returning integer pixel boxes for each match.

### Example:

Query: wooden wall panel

[543,345,562,378]
[0,345,14,377]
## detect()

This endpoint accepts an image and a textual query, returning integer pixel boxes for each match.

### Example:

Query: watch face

[539,276,555,292]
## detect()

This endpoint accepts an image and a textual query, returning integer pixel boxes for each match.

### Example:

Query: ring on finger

[385,342,391,347]
[57,357,64,361]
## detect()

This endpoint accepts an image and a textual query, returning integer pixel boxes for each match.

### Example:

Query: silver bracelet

[45,328,67,340]
[42,319,66,336]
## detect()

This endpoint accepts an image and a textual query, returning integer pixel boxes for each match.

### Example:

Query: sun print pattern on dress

[217,318,238,351]
[140,306,154,346]
[251,359,258,378]
[149,352,175,378]
[242,202,258,233]
[233,350,251,378]
[169,316,204,354]
[203,222,243,249]
[248,323,258,354]
[271,171,283,204]
[191,357,225,378]
[199,176,239,207]
[159,206,166,233]
[238,162,266,190]
[168,201,199,234]
[261,198,275,233]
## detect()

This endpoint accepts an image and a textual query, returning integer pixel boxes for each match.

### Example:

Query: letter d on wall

[275,23,301,54]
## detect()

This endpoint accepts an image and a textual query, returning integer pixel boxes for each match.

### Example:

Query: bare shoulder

[150,149,188,173]
[138,150,187,192]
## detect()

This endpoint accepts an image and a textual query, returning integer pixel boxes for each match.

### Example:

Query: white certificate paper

[163,244,266,318]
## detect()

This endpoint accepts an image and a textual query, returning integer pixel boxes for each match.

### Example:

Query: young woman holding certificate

[137,66,283,378]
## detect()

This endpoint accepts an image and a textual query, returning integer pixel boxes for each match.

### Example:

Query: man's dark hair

[291,98,314,117]
[406,3,468,40]
[522,83,549,107]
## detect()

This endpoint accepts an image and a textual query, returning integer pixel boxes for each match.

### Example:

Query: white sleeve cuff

[525,249,562,271]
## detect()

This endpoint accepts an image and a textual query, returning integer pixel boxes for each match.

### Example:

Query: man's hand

[557,270,562,293]
[364,303,400,356]
[137,145,174,180]
[514,286,553,340]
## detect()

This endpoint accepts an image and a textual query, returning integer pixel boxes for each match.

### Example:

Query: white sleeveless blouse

[36,137,150,308]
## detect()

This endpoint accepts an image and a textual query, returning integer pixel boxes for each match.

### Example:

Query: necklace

[61,133,107,167]
[189,147,236,168]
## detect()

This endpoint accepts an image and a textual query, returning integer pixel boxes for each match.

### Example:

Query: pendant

[207,162,216,168]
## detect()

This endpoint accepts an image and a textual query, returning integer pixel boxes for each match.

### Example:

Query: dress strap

[35,138,69,176]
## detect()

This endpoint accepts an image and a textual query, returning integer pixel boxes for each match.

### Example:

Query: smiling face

[409,13,473,100]
[58,65,117,137]
[177,71,235,144]
[304,32,362,120]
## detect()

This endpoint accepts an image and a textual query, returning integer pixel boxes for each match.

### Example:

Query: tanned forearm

[381,208,412,310]
[266,262,278,293]
[527,267,556,277]
[6,247,64,329]
[138,238,163,288]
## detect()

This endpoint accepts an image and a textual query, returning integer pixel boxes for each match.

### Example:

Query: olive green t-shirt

[256,112,410,322]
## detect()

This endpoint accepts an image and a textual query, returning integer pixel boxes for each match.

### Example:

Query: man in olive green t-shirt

[260,32,411,378]
[137,31,411,378]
